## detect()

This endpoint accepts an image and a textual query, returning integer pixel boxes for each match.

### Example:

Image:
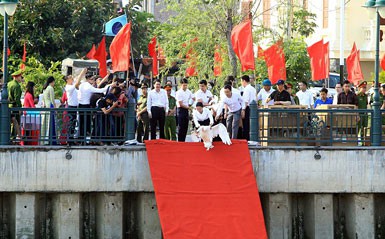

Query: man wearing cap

[176,78,195,142]
[136,83,150,143]
[257,79,275,107]
[95,93,119,145]
[357,81,369,145]
[8,70,24,140]
[164,84,177,141]
[266,80,291,105]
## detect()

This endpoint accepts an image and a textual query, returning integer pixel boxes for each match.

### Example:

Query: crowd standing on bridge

[4,67,385,145]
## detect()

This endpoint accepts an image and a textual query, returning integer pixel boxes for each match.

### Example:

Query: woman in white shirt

[193,102,214,128]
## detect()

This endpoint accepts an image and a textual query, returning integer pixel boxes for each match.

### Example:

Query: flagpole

[339,0,345,84]
[124,8,136,78]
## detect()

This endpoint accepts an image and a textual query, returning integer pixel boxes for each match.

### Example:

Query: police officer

[357,81,369,146]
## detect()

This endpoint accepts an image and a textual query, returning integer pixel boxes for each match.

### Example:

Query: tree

[3,0,117,65]
[155,0,246,85]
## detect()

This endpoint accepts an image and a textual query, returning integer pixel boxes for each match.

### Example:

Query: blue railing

[7,104,135,146]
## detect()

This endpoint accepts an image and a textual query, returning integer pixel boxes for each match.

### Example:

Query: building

[119,0,170,23]
[251,0,383,81]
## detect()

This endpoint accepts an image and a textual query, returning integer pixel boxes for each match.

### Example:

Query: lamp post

[0,0,18,145]
[363,0,385,146]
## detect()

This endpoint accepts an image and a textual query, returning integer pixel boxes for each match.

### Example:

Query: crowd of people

[3,67,385,145]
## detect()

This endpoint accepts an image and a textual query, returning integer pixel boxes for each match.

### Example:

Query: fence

[250,106,383,147]
[2,103,385,146]
[7,104,135,145]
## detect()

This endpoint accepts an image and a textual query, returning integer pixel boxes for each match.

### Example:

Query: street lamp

[363,0,385,146]
[0,0,18,145]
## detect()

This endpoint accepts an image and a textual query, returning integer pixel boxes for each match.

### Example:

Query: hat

[358,81,367,88]
[262,79,272,86]
[164,84,172,90]
[11,70,23,77]
[141,83,148,89]
[276,79,285,85]
[105,93,117,102]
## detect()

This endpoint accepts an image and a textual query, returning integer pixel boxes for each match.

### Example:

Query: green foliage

[8,56,64,98]
[155,0,241,90]
[125,0,160,56]
[291,9,317,37]
[4,0,116,65]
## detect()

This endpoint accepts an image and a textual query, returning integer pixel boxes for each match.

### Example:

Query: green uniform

[165,96,177,141]
[7,79,22,139]
[136,94,149,143]
[357,92,369,144]
[7,79,22,108]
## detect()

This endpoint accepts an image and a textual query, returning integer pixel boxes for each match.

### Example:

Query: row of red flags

[87,22,132,77]
[83,18,375,86]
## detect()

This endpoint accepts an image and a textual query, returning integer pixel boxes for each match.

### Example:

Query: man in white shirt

[194,79,213,107]
[147,80,169,140]
[240,75,256,140]
[257,79,275,107]
[296,81,314,108]
[333,83,342,105]
[220,78,240,100]
[193,102,214,128]
[176,78,195,142]
[64,68,86,143]
[216,85,245,139]
[77,72,108,142]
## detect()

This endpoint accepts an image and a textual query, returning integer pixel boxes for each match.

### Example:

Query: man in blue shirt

[314,88,333,108]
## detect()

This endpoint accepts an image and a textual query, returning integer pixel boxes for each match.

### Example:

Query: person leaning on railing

[77,71,108,143]
[337,80,358,106]
[266,80,291,106]
[95,93,119,146]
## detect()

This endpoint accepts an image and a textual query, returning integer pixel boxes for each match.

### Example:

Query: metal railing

[250,107,377,146]
[7,104,135,146]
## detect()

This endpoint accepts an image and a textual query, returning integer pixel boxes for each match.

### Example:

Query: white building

[250,0,383,80]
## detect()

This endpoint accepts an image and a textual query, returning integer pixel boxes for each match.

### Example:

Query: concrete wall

[0,146,385,238]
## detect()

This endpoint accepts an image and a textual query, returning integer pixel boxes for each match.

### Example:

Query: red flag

[381,53,385,71]
[231,19,255,71]
[324,42,330,78]
[263,42,286,84]
[146,140,268,239]
[257,46,264,59]
[86,44,96,59]
[110,22,132,73]
[185,48,198,77]
[184,38,198,77]
[214,45,223,77]
[148,36,159,77]
[93,36,107,77]
[20,42,26,70]
[307,40,328,80]
[7,48,10,57]
[346,43,364,85]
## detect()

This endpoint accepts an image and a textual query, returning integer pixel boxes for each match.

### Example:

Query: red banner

[264,42,287,84]
[146,140,267,239]
[231,19,255,71]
